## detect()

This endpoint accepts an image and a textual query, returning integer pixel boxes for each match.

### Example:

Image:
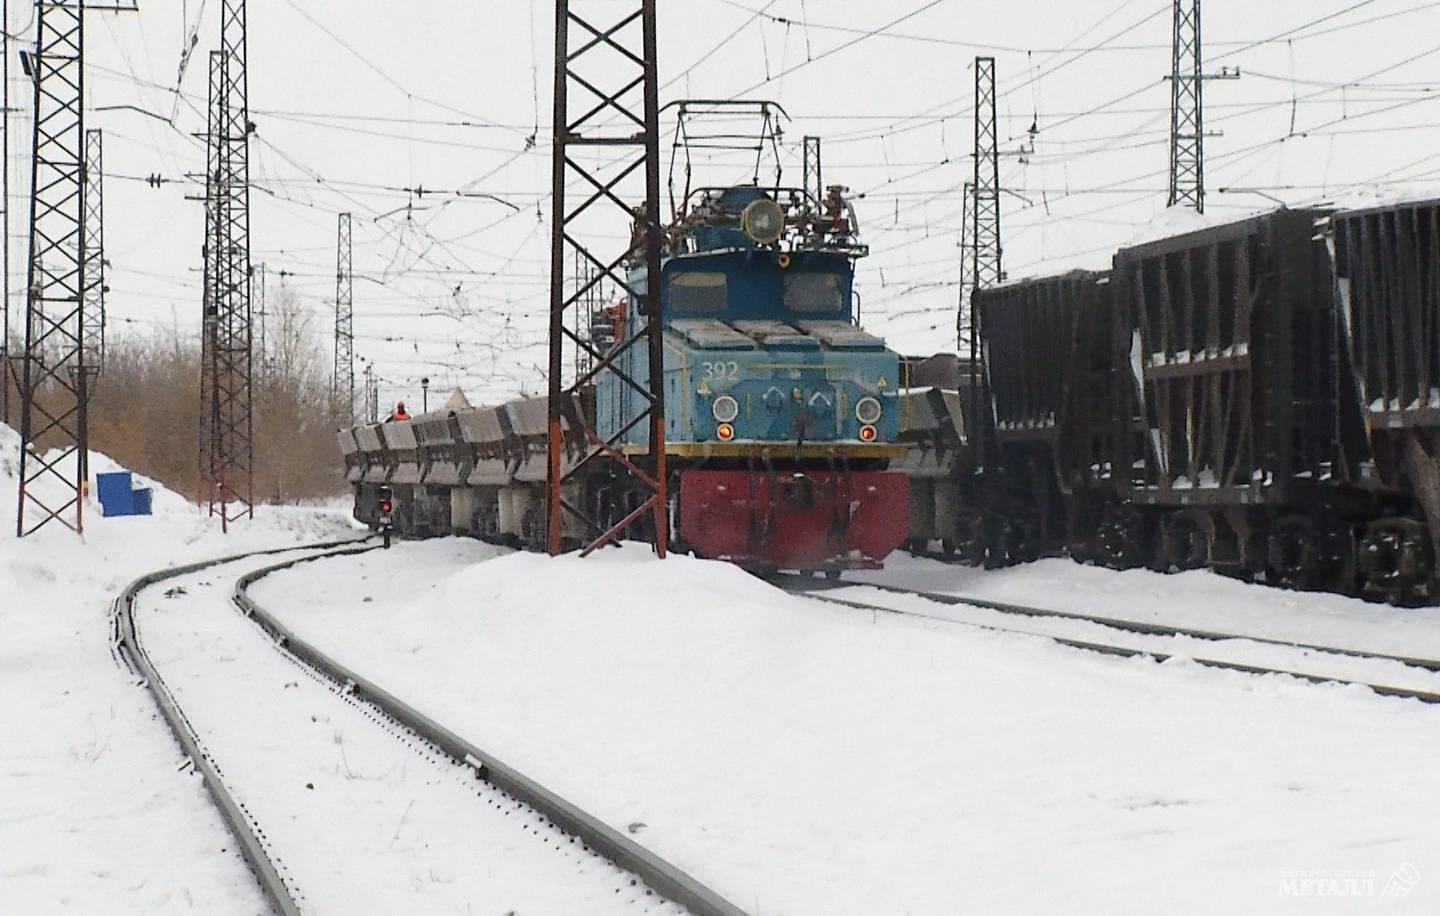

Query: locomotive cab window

[666,271,728,312]
[784,272,845,314]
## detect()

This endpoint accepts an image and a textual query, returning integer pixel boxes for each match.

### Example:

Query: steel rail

[775,576,1440,706]
[234,548,745,916]
[788,572,1440,673]
[112,537,368,916]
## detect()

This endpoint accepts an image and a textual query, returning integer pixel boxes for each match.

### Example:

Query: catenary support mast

[971,57,1001,300]
[81,128,104,375]
[967,57,1002,466]
[1167,1,1237,211]
[200,0,254,532]
[1168,0,1205,211]
[546,0,666,558]
[334,212,353,421]
[15,0,87,537]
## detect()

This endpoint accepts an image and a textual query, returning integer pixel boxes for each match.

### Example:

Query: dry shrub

[5,283,348,504]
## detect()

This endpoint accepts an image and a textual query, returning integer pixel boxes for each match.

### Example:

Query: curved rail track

[114,541,742,916]
[774,575,1440,705]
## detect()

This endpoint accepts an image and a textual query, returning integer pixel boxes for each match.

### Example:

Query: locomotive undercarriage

[353,453,909,575]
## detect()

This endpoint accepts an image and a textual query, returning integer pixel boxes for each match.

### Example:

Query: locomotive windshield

[784,271,846,314]
[666,271,727,312]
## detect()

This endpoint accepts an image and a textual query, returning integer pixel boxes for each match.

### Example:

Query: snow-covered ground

[134,549,682,914]
[252,540,1440,915]
[0,424,356,912]
[808,579,1440,697]
[851,553,1440,660]
[9,413,1440,914]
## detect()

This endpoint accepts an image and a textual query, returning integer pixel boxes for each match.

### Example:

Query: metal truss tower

[362,361,378,423]
[1168,0,1205,211]
[199,50,221,511]
[15,0,87,537]
[547,0,667,558]
[971,57,1002,299]
[82,129,104,374]
[802,134,822,206]
[954,182,973,353]
[254,261,266,378]
[968,58,1002,463]
[333,212,353,421]
[199,0,254,531]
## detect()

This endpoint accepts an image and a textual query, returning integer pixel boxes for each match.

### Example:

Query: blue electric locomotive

[341,181,911,572]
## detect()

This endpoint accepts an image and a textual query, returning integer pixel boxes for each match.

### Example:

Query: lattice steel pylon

[15,0,88,537]
[954,182,973,353]
[198,50,221,511]
[253,261,266,379]
[82,129,104,374]
[802,134,822,206]
[333,212,353,421]
[1168,0,1205,212]
[546,0,667,558]
[969,58,1002,461]
[199,0,254,532]
[972,57,1002,297]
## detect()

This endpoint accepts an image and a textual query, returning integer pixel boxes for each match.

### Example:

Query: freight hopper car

[1330,198,1440,600]
[893,354,977,557]
[969,270,1126,567]
[902,204,1440,602]
[341,183,912,574]
[1101,207,1386,592]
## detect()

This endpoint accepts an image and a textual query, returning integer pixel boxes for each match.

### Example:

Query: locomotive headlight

[855,396,883,425]
[712,394,740,423]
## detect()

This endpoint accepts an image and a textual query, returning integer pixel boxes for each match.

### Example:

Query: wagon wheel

[950,508,990,567]
[1152,515,1204,573]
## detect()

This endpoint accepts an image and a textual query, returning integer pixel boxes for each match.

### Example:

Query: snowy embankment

[852,553,1440,659]
[253,541,1440,915]
[0,423,355,912]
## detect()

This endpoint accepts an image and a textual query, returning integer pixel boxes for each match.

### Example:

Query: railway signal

[377,485,394,549]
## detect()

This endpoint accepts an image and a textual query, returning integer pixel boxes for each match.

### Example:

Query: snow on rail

[234,548,743,916]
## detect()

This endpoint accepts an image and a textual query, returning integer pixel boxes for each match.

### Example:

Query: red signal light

[379,500,393,514]
[717,423,736,441]
[859,425,877,442]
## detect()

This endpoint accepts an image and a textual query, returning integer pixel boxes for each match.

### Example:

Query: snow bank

[854,553,1440,660]
[0,423,356,912]
[255,542,1440,914]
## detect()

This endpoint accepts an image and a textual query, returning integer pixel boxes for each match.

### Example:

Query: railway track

[114,541,742,916]
[773,575,1440,706]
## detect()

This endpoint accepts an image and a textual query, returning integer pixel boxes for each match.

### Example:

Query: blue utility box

[96,471,154,518]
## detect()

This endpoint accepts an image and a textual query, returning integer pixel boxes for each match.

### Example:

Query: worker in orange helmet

[388,401,411,422]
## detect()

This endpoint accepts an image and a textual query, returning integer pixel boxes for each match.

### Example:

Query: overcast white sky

[6,0,1440,408]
